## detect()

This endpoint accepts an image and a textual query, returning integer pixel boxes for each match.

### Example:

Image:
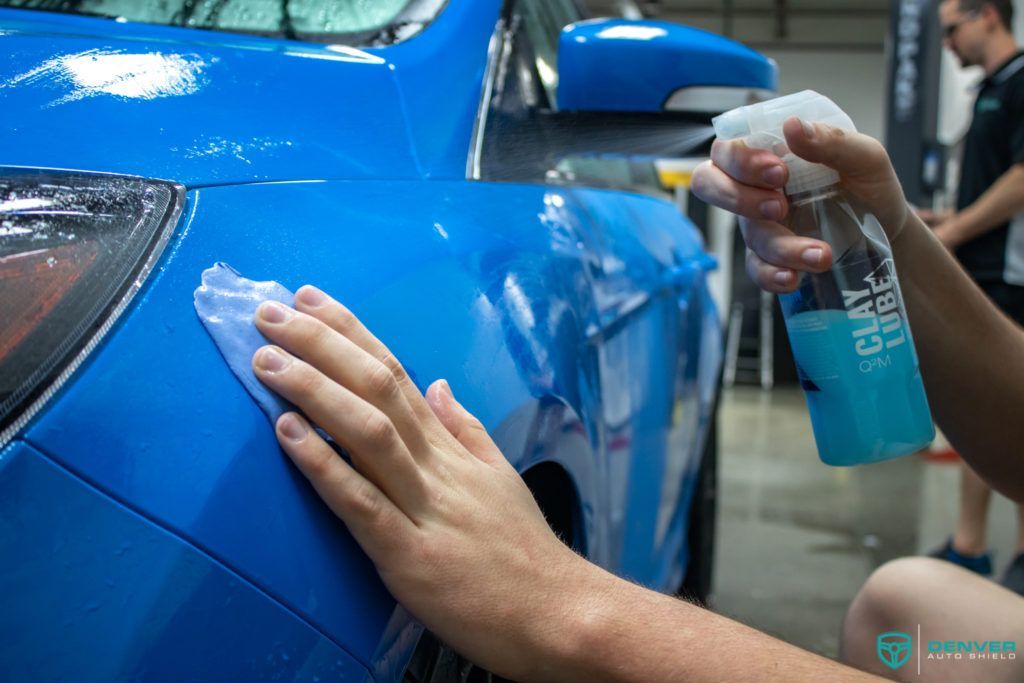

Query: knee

[848,557,933,625]
[841,557,943,669]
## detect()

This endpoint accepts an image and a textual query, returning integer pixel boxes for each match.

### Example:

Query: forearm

[894,214,1024,501]
[940,164,1024,247]
[542,562,879,682]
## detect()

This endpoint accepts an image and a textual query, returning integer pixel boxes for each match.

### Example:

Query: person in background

[247,115,1024,681]
[920,0,1024,592]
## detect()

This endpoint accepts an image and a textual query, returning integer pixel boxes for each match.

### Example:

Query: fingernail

[258,301,292,324]
[759,199,782,220]
[801,247,824,266]
[257,346,290,373]
[278,413,307,442]
[773,270,794,285]
[439,379,454,399]
[763,165,785,187]
[800,118,815,139]
[296,285,327,307]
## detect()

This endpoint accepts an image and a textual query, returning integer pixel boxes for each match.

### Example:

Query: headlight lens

[0,169,184,446]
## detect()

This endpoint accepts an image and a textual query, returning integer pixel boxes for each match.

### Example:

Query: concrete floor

[712,385,1020,658]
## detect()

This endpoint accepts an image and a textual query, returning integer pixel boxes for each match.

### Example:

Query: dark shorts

[980,282,1024,326]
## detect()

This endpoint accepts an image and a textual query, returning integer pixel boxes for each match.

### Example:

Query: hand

[691,117,913,293]
[931,220,963,250]
[250,286,601,681]
[915,206,954,228]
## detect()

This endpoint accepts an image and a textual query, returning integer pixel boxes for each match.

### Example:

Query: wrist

[890,202,918,247]
[525,555,627,682]
[889,205,953,295]
[936,214,967,249]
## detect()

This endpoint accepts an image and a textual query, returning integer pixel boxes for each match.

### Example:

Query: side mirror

[557,19,776,113]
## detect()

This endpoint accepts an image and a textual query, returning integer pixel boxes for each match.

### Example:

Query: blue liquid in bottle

[784,310,934,464]
[781,189,934,465]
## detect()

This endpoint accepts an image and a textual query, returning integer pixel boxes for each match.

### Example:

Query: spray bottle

[712,91,934,466]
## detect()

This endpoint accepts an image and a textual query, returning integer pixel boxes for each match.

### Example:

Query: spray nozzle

[711,90,856,196]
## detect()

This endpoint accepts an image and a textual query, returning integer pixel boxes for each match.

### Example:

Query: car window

[475,5,555,181]
[517,0,581,104]
[475,0,585,181]
[0,0,448,46]
[475,0,675,198]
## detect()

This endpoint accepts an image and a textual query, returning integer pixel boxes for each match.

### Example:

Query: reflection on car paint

[284,44,386,64]
[176,136,296,164]
[595,25,668,41]
[2,48,213,106]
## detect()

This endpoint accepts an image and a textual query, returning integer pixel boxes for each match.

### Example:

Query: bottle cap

[712,90,855,195]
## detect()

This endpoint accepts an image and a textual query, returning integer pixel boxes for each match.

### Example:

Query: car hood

[0,9,422,187]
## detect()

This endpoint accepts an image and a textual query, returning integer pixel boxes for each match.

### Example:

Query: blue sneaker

[928,538,993,576]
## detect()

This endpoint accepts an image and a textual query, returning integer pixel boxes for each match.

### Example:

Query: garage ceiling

[582,0,891,48]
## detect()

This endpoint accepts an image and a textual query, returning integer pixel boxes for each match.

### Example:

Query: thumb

[782,116,890,181]
[426,379,504,464]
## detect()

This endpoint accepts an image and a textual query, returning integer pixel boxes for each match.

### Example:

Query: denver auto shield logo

[877,631,913,670]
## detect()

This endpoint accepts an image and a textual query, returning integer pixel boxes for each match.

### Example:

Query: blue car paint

[0,0,766,678]
[570,188,719,584]
[363,0,502,179]
[0,9,417,186]
[18,178,715,677]
[558,18,777,111]
[0,440,369,682]
[0,1,502,185]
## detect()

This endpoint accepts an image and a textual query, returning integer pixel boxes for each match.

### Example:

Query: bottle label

[782,255,917,390]
[841,258,907,372]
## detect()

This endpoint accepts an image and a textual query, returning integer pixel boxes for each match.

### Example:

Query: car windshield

[0,0,447,46]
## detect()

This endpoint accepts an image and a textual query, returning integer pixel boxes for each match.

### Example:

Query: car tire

[678,402,718,605]
[403,630,511,683]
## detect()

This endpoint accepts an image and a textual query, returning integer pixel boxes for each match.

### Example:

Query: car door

[475,0,720,589]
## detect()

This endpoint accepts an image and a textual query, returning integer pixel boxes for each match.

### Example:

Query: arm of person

[892,208,1024,501]
[691,118,1024,502]
[934,163,1024,249]
[247,291,881,682]
[914,206,953,228]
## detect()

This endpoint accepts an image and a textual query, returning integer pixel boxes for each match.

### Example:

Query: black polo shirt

[955,50,1024,285]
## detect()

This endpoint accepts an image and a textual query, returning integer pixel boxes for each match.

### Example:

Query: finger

[253,345,428,511]
[782,117,891,181]
[425,379,504,466]
[292,286,444,435]
[709,137,789,190]
[738,217,832,274]
[255,301,429,455]
[691,160,789,222]
[745,248,802,294]
[275,412,417,563]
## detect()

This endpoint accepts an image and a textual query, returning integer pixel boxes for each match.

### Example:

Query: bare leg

[842,558,1024,682]
[1000,505,1024,594]
[1016,504,1024,554]
[953,461,993,555]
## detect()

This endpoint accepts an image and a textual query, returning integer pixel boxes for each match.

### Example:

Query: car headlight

[0,169,184,447]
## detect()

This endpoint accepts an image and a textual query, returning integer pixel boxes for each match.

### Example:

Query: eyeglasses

[942,11,979,39]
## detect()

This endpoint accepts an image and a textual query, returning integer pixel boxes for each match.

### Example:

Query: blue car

[0,1,774,680]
